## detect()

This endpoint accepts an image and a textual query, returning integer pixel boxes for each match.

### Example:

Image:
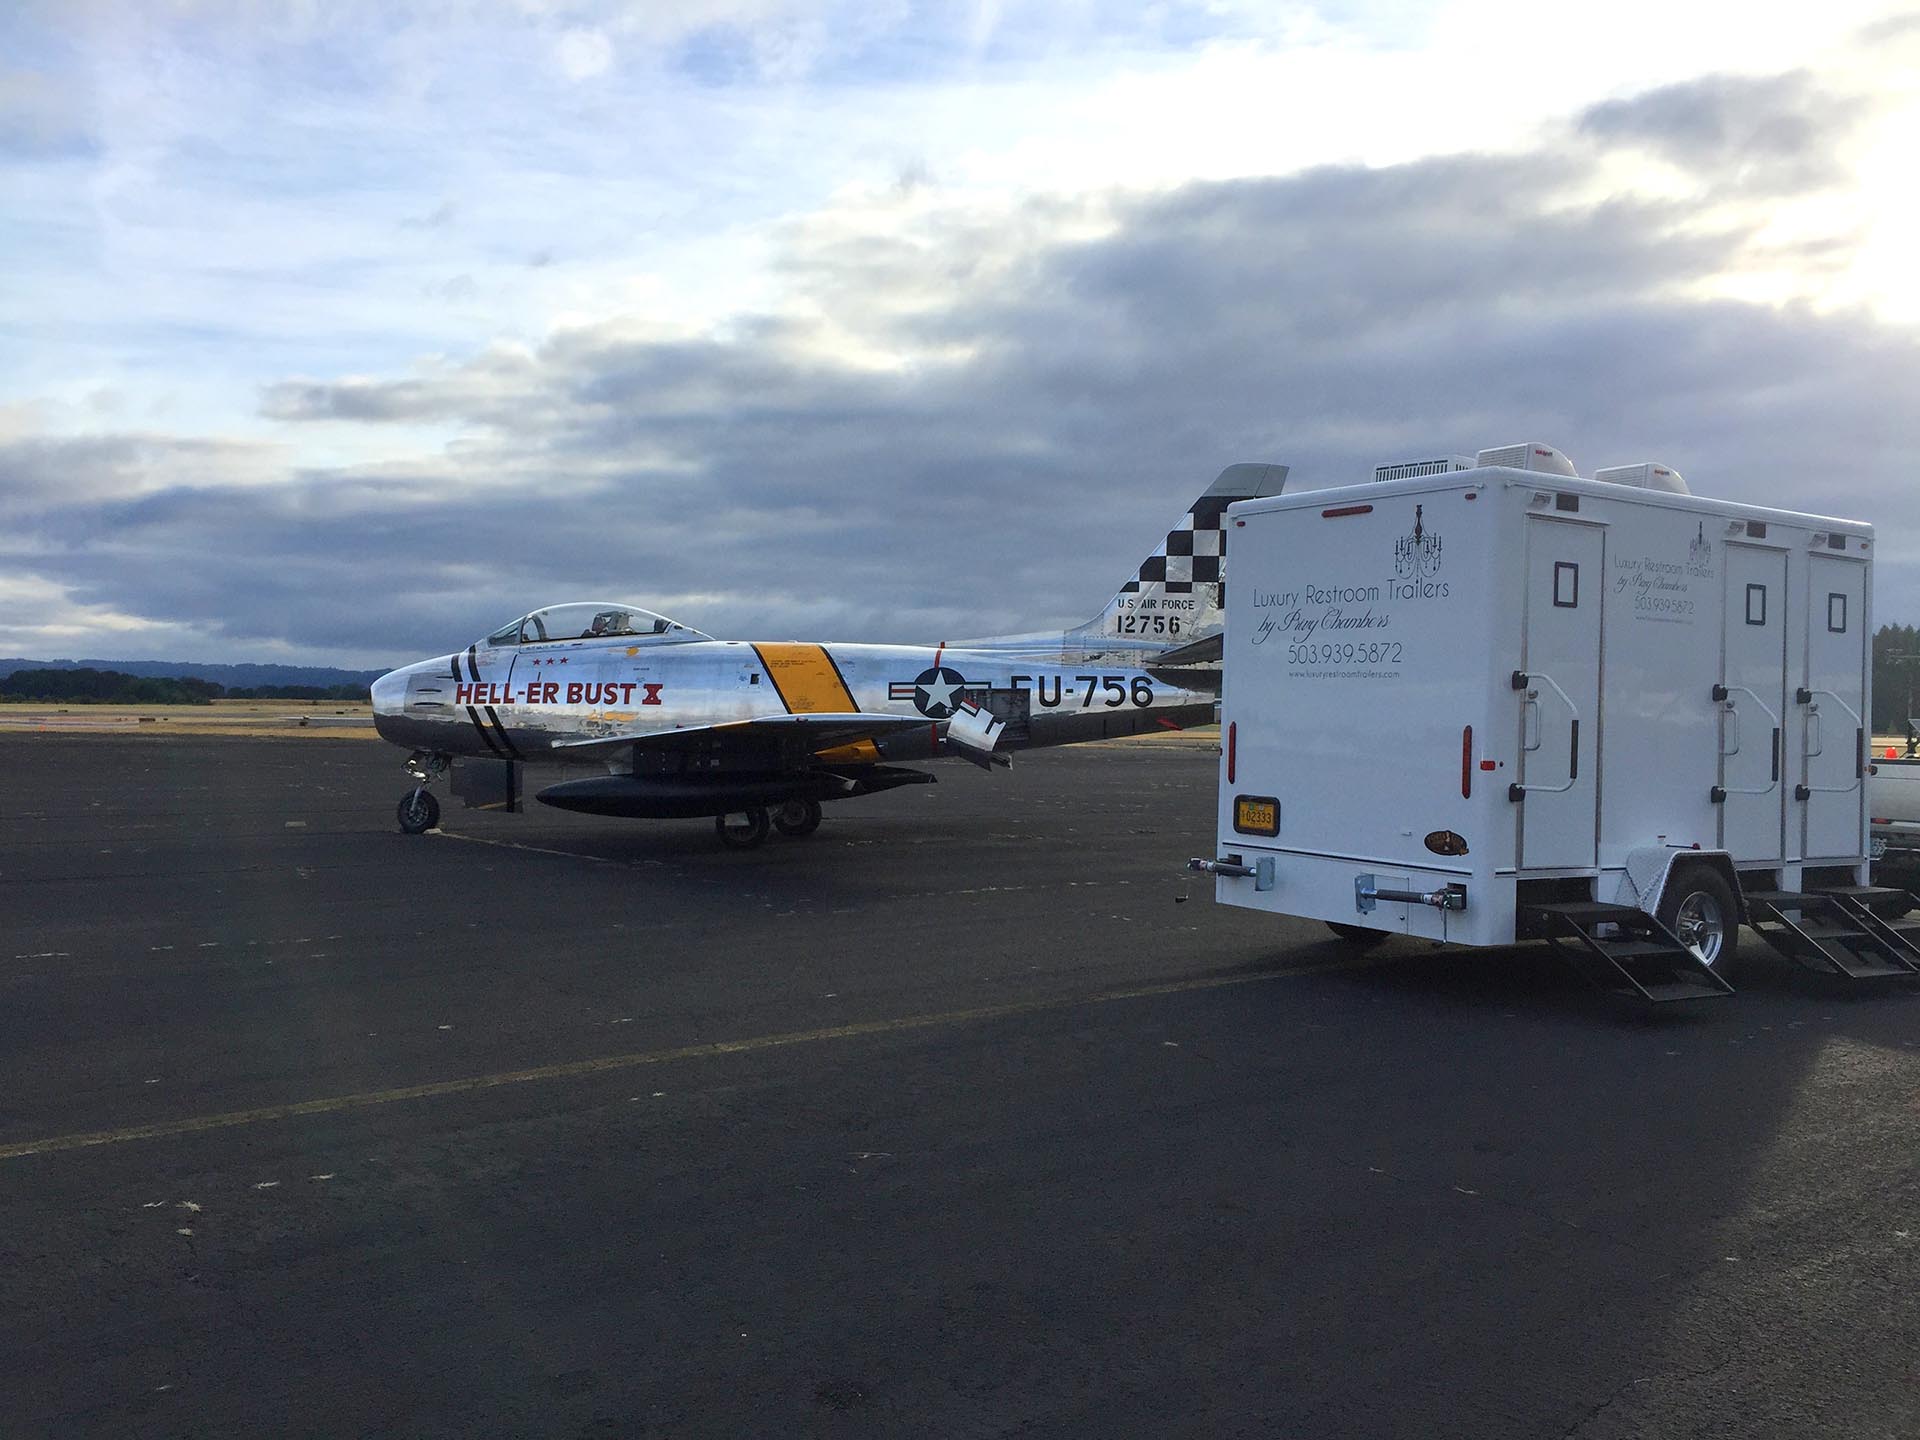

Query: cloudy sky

[4,1,1917,668]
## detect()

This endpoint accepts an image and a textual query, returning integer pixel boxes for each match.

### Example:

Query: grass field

[0,699,376,738]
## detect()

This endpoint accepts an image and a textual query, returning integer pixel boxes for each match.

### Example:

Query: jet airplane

[370,465,1287,847]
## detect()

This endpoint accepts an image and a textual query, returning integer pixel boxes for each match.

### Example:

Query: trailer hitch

[1188,856,1276,891]
[1354,875,1467,914]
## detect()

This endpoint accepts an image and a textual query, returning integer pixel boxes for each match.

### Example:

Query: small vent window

[1745,520,1767,539]
[1554,493,1579,513]
[1553,561,1579,608]
[1827,533,1847,550]
[1745,584,1767,627]
[1827,592,1848,633]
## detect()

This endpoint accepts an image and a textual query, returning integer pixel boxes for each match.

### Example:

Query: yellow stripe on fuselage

[752,643,858,715]
[814,739,882,764]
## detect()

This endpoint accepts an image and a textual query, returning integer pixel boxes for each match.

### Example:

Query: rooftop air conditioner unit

[1594,462,1689,495]
[1475,442,1579,477]
[1373,455,1476,484]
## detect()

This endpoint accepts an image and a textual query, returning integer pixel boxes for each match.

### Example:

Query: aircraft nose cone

[370,668,406,716]
[371,668,411,744]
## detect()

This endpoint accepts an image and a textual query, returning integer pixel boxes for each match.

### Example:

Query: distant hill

[0,658,384,690]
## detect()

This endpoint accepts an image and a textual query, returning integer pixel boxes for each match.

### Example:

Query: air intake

[1475,442,1578,477]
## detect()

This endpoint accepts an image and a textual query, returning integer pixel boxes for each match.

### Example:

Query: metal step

[1794,922,1871,941]
[1525,900,1646,919]
[1746,889,1920,979]
[1523,904,1733,1004]
[1806,885,1920,972]
[1812,884,1910,902]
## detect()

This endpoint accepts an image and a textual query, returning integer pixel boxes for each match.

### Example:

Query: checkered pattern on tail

[1116,490,1235,599]
[1074,464,1287,649]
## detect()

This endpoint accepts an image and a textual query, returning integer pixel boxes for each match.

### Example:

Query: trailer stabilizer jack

[1354,876,1466,913]
[1189,856,1276,891]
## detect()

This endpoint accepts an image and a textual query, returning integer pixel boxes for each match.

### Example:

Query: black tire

[715,807,770,850]
[772,798,822,838]
[1326,921,1389,948]
[1656,865,1740,972]
[397,789,440,834]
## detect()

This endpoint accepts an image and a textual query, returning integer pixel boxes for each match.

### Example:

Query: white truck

[1872,757,1920,896]
[1193,443,1920,1001]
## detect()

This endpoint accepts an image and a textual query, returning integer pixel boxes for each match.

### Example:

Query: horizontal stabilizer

[1150,632,1222,668]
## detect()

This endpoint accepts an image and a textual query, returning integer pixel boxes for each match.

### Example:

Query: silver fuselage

[371,632,1214,765]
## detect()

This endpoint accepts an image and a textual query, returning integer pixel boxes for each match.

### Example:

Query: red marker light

[1322,504,1374,518]
[1227,721,1237,783]
[1461,725,1473,799]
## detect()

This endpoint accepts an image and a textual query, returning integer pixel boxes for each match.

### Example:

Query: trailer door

[1800,551,1869,861]
[1517,517,1603,870]
[1719,545,1787,866]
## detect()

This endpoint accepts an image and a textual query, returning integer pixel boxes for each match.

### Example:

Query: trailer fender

[1611,847,1746,925]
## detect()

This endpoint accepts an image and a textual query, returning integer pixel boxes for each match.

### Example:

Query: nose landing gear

[397,752,449,834]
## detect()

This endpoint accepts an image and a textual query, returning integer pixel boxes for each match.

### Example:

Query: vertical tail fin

[1071,463,1288,648]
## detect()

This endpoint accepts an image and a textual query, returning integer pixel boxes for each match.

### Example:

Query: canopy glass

[483,603,708,646]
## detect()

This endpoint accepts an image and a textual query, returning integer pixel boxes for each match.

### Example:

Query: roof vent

[1373,455,1475,483]
[1593,462,1689,495]
[1475,442,1578,477]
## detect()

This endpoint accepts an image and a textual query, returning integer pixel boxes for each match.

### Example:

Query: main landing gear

[772,798,823,838]
[714,798,824,850]
[397,751,448,835]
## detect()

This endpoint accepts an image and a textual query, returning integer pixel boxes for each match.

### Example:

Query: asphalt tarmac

[2,734,1916,1439]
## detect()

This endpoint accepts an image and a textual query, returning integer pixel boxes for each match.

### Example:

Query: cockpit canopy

[483,602,711,647]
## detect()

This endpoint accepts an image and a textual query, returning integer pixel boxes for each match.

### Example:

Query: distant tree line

[0,668,367,705]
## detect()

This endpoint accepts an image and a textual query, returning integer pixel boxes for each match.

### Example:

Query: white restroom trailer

[1197,445,1920,1000]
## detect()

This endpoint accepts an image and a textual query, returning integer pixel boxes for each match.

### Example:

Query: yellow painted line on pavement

[0,953,1392,1162]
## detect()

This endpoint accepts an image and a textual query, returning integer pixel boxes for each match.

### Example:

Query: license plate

[1234,795,1279,837]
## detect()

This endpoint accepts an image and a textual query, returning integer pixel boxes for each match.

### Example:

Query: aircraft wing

[551,712,933,756]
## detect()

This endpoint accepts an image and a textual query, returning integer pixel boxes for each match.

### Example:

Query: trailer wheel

[1326,922,1389,948]
[1658,867,1739,971]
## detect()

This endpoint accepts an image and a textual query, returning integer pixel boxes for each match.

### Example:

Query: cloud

[4,34,1919,666]
[5,60,1916,667]
[0,67,97,157]
[554,26,613,80]
[1577,71,1870,196]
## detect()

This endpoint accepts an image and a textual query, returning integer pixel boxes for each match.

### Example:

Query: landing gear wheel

[715,807,770,850]
[397,788,440,835]
[772,798,823,838]
[1326,921,1389,948]
[1657,866,1739,972]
